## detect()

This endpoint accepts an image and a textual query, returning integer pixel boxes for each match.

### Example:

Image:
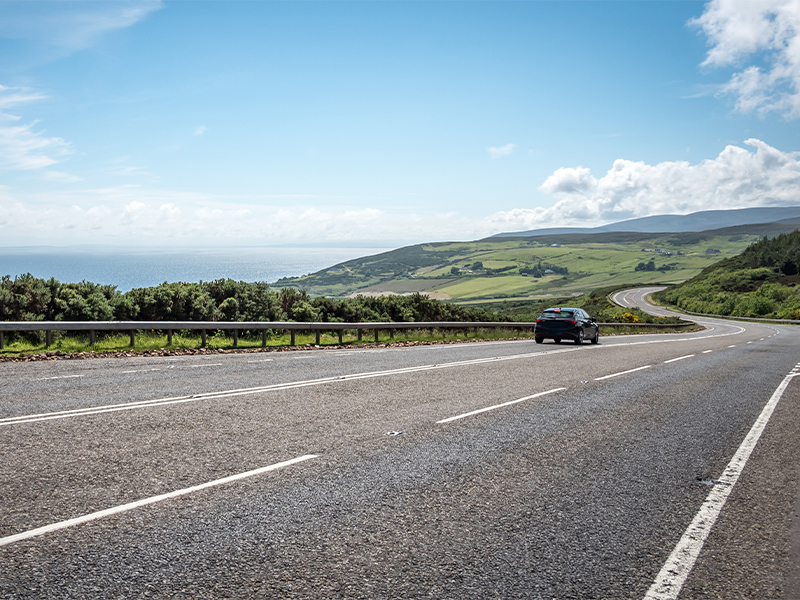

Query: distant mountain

[489,206,800,238]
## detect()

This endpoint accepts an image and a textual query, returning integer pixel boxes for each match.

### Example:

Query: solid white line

[436,388,566,423]
[0,454,318,548]
[664,355,694,364]
[1,349,580,426]
[644,372,798,600]
[594,365,652,381]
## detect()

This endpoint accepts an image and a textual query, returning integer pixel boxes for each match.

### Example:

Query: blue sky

[1,0,799,247]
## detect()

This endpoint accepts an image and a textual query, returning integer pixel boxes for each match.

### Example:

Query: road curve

[1,296,799,599]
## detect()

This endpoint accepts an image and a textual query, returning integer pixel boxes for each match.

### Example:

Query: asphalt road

[1,292,798,599]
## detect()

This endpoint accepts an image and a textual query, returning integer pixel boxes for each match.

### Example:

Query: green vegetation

[272,223,797,301]
[0,326,545,356]
[656,230,800,319]
[0,274,504,349]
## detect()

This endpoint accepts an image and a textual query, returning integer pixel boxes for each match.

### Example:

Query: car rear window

[541,309,574,319]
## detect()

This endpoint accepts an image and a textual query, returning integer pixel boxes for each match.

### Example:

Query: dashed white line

[664,355,694,364]
[436,388,566,424]
[2,348,581,426]
[247,359,274,363]
[645,371,798,600]
[0,454,318,548]
[594,365,652,381]
[36,374,83,381]
[702,350,713,354]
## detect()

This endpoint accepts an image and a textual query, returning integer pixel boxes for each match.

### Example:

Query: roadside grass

[0,321,697,358]
[0,326,545,357]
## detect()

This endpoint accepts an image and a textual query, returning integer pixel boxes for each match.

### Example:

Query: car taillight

[536,319,542,324]
[570,320,577,324]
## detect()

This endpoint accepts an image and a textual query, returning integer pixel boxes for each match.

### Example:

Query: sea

[0,246,391,292]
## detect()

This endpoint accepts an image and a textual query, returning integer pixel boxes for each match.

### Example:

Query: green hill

[656,229,800,319]
[273,221,800,302]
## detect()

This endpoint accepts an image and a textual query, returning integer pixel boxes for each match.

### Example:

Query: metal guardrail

[669,309,800,324]
[0,319,694,350]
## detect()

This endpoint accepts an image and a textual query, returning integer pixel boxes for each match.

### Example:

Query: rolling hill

[272,213,800,302]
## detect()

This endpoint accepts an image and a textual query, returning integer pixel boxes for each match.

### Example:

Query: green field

[273,223,796,301]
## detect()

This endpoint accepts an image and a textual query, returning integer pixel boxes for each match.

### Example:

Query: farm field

[273,223,794,301]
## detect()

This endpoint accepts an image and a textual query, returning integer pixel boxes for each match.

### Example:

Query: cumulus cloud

[485,139,800,231]
[487,143,515,159]
[0,85,71,171]
[0,1,163,50]
[691,0,800,118]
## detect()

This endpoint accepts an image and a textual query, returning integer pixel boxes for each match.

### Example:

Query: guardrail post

[201,330,207,348]
[129,329,135,347]
[262,330,267,348]
[357,329,362,342]
[338,330,343,344]
[290,330,296,346]
[167,329,173,345]
[374,329,379,343]
[315,329,320,345]
[46,330,52,347]
[0,331,3,350]
[390,328,395,339]
[233,329,238,348]
[90,330,95,346]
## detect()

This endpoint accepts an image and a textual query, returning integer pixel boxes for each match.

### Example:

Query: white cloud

[691,0,800,118]
[487,143,515,159]
[485,139,800,231]
[194,126,207,136]
[2,140,797,245]
[0,86,71,170]
[43,171,82,183]
[0,1,163,50]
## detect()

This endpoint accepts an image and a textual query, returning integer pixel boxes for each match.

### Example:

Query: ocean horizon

[0,246,392,292]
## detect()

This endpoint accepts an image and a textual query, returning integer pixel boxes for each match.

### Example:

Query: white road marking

[36,375,83,381]
[664,355,694,364]
[0,454,318,548]
[594,365,652,381]
[1,348,581,426]
[702,350,713,354]
[728,345,737,348]
[247,359,274,363]
[436,388,567,424]
[644,371,799,600]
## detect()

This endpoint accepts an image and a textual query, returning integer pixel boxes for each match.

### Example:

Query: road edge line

[644,371,799,600]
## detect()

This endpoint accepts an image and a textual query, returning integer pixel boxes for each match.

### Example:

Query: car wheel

[535,337,544,344]
[590,331,599,344]
[574,330,583,345]
[554,338,561,344]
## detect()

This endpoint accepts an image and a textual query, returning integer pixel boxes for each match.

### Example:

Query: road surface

[1,291,798,599]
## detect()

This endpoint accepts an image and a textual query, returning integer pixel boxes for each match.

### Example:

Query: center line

[702,350,713,354]
[594,365,651,381]
[664,355,694,364]
[0,454,318,548]
[436,388,566,423]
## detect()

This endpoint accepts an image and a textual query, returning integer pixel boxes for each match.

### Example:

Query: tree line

[0,274,502,324]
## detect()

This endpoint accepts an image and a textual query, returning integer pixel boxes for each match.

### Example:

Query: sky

[1,0,800,248]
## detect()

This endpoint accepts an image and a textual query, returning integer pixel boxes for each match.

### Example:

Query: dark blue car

[535,307,599,345]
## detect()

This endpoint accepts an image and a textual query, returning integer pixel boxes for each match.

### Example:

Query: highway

[1,291,799,599]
